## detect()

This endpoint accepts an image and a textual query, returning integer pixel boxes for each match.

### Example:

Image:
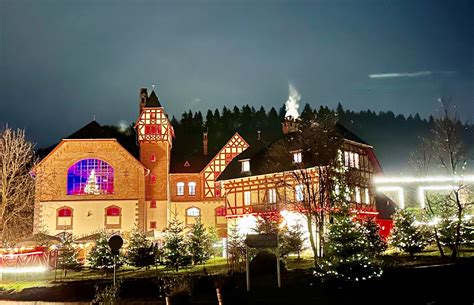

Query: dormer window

[241,159,250,172]
[293,151,302,163]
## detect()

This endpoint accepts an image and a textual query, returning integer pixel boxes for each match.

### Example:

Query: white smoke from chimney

[284,83,301,119]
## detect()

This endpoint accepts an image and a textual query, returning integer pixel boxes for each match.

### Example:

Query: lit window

[187,207,201,217]
[188,182,196,196]
[293,152,302,163]
[150,153,156,163]
[150,200,157,208]
[244,191,251,205]
[268,188,277,204]
[343,151,360,169]
[241,160,250,172]
[177,182,184,196]
[150,221,157,229]
[67,159,114,195]
[295,184,304,202]
[105,205,121,229]
[355,186,361,203]
[56,207,73,230]
[354,153,360,169]
[364,188,370,204]
[186,207,201,226]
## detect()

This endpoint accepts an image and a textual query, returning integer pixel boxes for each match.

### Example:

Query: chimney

[282,116,300,135]
[203,131,208,156]
[139,88,147,112]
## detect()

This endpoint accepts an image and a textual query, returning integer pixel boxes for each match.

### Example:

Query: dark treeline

[170,103,473,173]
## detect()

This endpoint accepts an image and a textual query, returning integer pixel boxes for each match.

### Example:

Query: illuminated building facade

[217,118,385,238]
[32,87,386,241]
[32,88,247,239]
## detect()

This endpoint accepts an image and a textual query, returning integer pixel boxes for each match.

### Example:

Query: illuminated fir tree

[163,213,191,271]
[187,217,212,265]
[316,208,382,282]
[57,233,82,276]
[126,226,155,269]
[84,169,100,195]
[390,209,429,257]
[88,231,123,275]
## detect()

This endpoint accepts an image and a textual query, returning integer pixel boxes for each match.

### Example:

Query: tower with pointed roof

[135,88,173,230]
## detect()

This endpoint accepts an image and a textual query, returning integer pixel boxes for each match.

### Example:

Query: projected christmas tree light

[67,159,114,195]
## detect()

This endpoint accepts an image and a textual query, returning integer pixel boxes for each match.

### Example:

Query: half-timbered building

[33,87,385,243]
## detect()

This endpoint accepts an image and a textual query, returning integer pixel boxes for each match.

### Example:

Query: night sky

[1,0,473,147]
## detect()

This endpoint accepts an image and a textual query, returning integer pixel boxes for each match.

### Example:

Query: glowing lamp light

[236,215,257,235]
[280,210,305,228]
[373,175,474,184]
[0,266,47,274]
[418,185,459,209]
[375,186,404,209]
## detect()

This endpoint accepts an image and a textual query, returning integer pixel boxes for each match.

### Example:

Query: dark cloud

[1,0,473,146]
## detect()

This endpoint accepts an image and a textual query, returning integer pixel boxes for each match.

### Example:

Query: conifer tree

[252,213,289,257]
[362,218,387,257]
[164,213,191,271]
[283,220,306,259]
[57,232,82,276]
[390,209,429,257]
[187,217,213,265]
[227,222,245,271]
[316,208,383,282]
[88,231,123,274]
[126,226,155,269]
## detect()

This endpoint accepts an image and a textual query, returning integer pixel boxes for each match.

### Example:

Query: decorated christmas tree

[84,169,100,195]
[57,233,82,276]
[126,226,155,268]
[88,231,123,274]
[163,213,191,271]
[316,208,383,282]
[187,217,212,265]
[390,209,429,257]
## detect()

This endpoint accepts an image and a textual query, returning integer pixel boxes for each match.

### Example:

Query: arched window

[188,182,196,196]
[177,182,185,196]
[185,207,201,226]
[105,205,121,229]
[56,206,73,230]
[215,206,226,227]
[67,159,114,195]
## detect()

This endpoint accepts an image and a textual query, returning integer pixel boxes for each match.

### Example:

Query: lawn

[0,246,472,293]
